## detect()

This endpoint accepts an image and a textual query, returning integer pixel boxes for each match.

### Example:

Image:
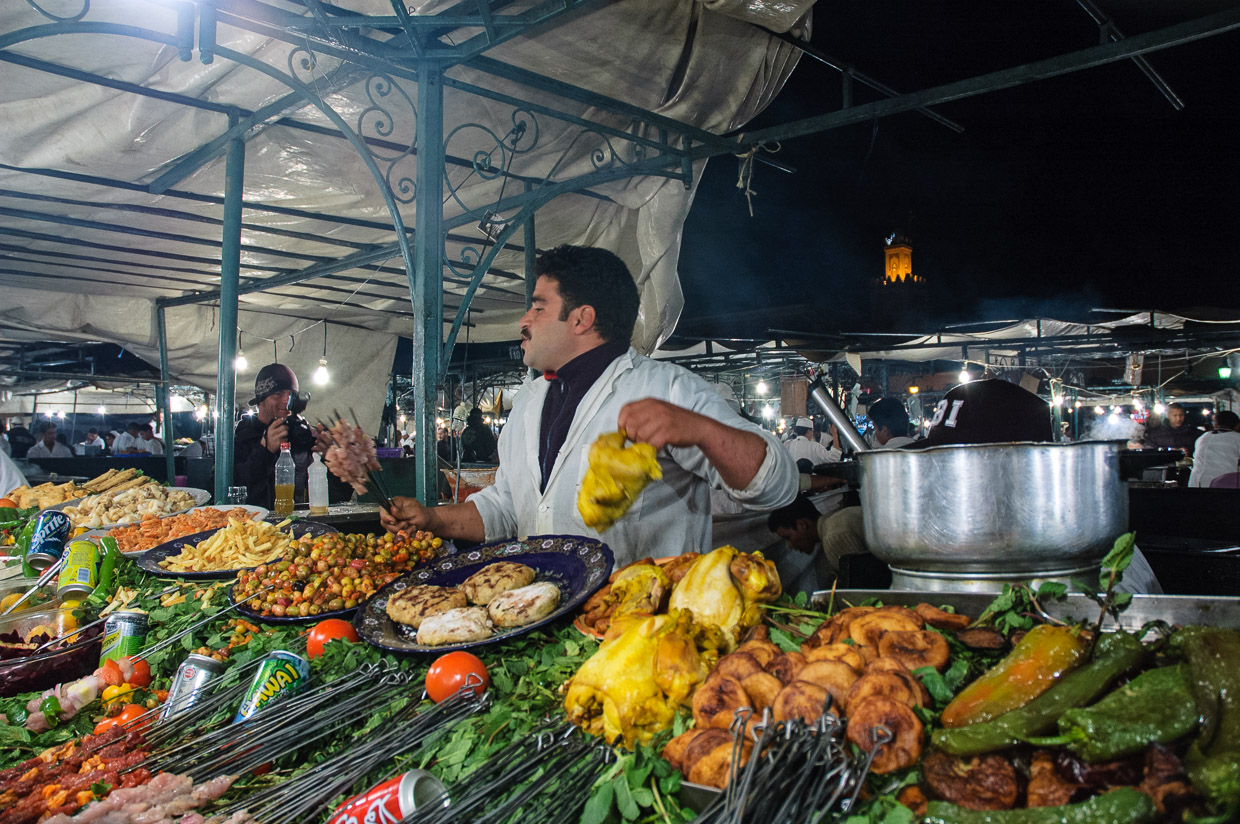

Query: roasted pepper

[940,624,1088,728]
[1025,664,1198,762]
[932,631,1146,756]
[1172,626,1240,814]
[923,786,1155,824]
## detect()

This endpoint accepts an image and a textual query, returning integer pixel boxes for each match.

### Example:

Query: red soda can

[325,769,447,824]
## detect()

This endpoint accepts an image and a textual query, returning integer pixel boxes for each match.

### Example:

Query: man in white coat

[382,246,799,566]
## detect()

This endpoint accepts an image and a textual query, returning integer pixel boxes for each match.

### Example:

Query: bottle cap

[280,442,291,449]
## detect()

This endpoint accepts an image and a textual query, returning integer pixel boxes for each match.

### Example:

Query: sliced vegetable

[99,658,124,687]
[102,684,136,710]
[124,657,152,687]
[923,786,1155,824]
[940,624,1087,728]
[38,696,62,727]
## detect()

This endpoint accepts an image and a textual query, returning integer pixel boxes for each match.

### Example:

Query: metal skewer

[131,586,270,662]
[1,556,65,616]
[31,614,109,654]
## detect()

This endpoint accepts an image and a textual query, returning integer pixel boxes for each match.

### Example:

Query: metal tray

[810,590,1240,630]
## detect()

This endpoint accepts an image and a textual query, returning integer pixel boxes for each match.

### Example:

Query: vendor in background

[7,422,35,459]
[0,448,26,498]
[112,421,143,454]
[1188,410,1240,488]
[783,416,833,471]
[382,245,799,566]
[138,423,164,456]
[459,408,497,463]
[234,364,335,508]
[1144,402,1204,451]
[867,397,918,448]
[80,428,104,454]
[27,421,74,459]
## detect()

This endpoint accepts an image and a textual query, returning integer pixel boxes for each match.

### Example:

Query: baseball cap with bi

[248,363,299,407]
[912,379,1053,448]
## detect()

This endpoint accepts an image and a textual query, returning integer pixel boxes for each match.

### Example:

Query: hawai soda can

[161,653,227,720]
[26,510,70,570]
[56,539,99,598]
[233,650,310,723]
[325,769,448,824]
[99,611,150,665]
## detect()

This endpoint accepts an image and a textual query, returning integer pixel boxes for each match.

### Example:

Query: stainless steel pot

[858,440,1128,578]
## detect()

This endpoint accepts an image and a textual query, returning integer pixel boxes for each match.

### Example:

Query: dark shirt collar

[548,340,629,388]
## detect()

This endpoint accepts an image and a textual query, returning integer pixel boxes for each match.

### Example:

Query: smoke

[1083,414,1145,444]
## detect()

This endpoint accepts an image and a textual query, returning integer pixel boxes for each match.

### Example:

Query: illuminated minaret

[882,231,922,285]
[870,229,928,329]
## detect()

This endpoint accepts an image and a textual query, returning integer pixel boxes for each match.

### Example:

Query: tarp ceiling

[0,0,809,427]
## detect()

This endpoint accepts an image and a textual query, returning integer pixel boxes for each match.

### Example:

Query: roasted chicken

[667,546,781,654]
[577,432,662,531]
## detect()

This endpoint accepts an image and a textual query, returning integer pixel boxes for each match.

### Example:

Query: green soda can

[57,539,100,598]
[233,650,310,723]
[99,611,149,665]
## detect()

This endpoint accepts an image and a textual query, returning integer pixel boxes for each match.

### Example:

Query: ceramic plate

[355,534,613,654]
[84,505,270,554]
[136,520,338,580]
[54,487,212,530]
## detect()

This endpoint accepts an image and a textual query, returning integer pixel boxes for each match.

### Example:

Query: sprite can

[99,611,149,665]
[57,539,99,598]
[233,650,310,723]
[26,510,70,570]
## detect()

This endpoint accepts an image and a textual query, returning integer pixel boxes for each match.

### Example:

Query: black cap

[911,379,1053,448]
[248,363,299,407]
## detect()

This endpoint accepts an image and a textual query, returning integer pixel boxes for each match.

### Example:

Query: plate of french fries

[137,517,338,579]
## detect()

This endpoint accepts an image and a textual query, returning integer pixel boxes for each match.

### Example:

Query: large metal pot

[858,441,1128,583]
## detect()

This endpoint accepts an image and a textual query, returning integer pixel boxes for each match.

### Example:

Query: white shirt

[26,441,74,459]
[113,432,141,453]
[783,435,834,467]
[183,441,205,458]
[1188,429,1240,488]
[0,450,26,498]
[470,348,799,568]
[138,437,164,456]
[0,436,9,457]
[878,435,918,449]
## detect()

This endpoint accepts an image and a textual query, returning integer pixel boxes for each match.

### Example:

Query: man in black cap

[234,364,325,508]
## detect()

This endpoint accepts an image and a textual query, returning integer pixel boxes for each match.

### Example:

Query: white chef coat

[879,435,918,449]
[26,441,73,459]
[0,451,26,498]
[1188,429,1240,488]
[470,348,799,568]
[139,437,164,456]
[112,432,141,453]
[783,435,834,467]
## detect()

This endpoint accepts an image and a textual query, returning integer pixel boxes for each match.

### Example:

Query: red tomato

[0,498,17,509]
[425,651,489,703]
[99,659,124,687]
[124,657,152,687]
[92,717,117,736]
[115,703,151,731]
[306,618,360,659]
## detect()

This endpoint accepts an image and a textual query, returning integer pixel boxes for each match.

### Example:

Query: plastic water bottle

[308,452,329,516]
[274,442,295,516]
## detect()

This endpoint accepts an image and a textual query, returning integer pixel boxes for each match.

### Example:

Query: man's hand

[263,413,289,454]
[380,496,488,542]
[380,496,431,535]
[617,398,710,450]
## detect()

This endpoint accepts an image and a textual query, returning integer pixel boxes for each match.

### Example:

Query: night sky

[677,1,1240,338]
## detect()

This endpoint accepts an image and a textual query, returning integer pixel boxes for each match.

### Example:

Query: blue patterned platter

[137,521,338,580]
[355,534,614,654]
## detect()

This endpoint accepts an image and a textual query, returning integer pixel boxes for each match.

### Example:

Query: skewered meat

[848,608,925,648]
[801,607,876,650]
[323,418,381,496]
[734,640,780,668]
[772,680,832,725]
[844,672,922,715]
[692,676,751,729]
[710,652,764,685]
[797,660,861,710]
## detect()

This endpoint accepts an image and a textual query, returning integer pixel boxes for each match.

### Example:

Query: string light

[1053,395,1064,406]
[1153,402,1166,414]
[762,405,774,419]
[908,386,920,395]
[1093,405,1104,415]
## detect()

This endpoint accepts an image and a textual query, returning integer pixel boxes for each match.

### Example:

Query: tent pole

[156,306,176,484]
[524,182,537,381]
[412,62,445,507]
[215,124,245,503]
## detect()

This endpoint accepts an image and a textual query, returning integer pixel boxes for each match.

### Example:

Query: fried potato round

[713,651,764,684]
[845,696,923,774]
[740,671,784,713]
[735,639,780,668]
[849,609,925,648]
[772,680,832,725]
[898,786,929,818]
[956,627,1008,651]
[797,660,861,712]
[765,651,807,686]
[856,644,880,666]
[681,728,734,777]
[915,603,973,632]
[922,751,1018,810]
[802,607,875,650]
[878,630,951,673]
[866,658,932,706]
[692,675,751,729]
[688,739,751,789]
[662,728,706,772]
[805,642,866,671]
[844,672,920,715]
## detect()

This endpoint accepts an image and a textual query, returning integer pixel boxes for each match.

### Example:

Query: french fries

[158,517,297,573]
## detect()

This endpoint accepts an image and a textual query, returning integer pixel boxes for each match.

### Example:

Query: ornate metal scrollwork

[24,0,89,23]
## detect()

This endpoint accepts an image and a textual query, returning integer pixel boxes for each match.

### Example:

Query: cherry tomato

[115,703,151,731]
[123,657,152,687]
[0,498,17,509]
[93,717,118,736]
[305,618,360,659]
[425,651,489,703]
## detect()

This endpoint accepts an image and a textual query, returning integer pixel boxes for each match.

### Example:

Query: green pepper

[922,787,1155,824]
[932,631,1147,756]
[39,696,62,727]
[1171,626,1240,814]
[1024,664,1198,762]
[16,518,36,578]
[96,544,119,594]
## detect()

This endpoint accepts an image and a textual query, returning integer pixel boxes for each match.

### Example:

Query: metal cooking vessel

[858,440,1128,578]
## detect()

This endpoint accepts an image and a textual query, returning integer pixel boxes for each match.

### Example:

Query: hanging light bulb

[1153,402,1166,414]
[762,405,774,419]
[97,405,107,415]
[1093,405,1104,415]
[756,380,769,396]
[1074,400,1082,409]
[234,352,248,372]
[313,358,330,386]
[959,368,972,384]
[1053,395,1064,406]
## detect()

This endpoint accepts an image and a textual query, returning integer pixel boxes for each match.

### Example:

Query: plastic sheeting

[0,0,809,373]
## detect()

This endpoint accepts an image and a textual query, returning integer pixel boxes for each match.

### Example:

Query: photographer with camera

[234,363,333,508]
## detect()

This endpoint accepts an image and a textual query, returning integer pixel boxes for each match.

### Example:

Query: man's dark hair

[126,421,141,432]
[868,397,911,437]
[37,420,56,435]
[766,494,821,533]
[88,428,98,435]
[1167,402,1186,412]
[1215,410,1240,430]
[535,246,639,344]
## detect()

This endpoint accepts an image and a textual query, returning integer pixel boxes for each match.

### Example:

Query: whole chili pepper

[940,624,1088,728]
[38,696,62,728]
[932,631,1146,756]
[922,786,1155,824]
[1024,664,1198,762]
[1171,626,1240,814]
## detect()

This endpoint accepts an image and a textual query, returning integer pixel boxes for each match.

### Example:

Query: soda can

[161,653,227,720]
[325,769,448,824]
[56,539,99,598]
[233,650,310,723]
[26,510,70,570]
[99,611,150,665]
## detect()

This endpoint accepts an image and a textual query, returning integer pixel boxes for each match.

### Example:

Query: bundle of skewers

[319,410,395,511]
